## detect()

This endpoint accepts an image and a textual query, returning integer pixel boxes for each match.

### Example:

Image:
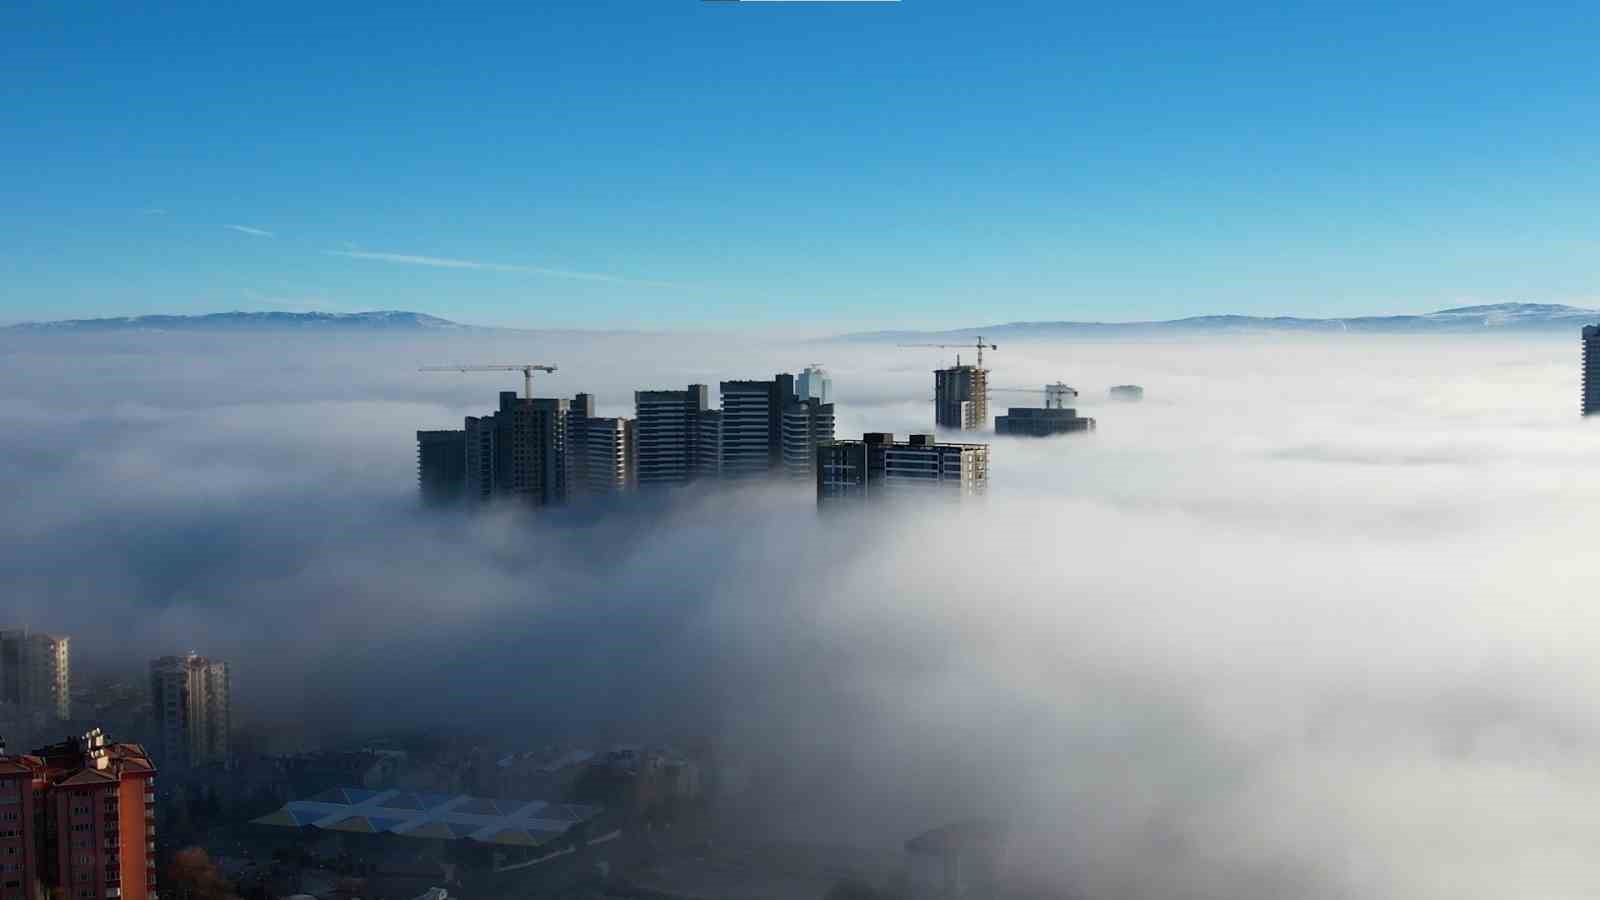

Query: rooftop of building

[16,728,156,782]
[1000,407,1091,417]
[824,433,989,450]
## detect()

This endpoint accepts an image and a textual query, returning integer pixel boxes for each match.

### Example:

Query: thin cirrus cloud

[324,249,680,287]
[224,224,276,238]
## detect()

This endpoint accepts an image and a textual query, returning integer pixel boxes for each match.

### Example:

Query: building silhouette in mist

[934,364,988,431]
[816,433,988,505]
[1584,325,1600,416]
[782,397,836,480]
[416,430,467,505]
[993,407,1096,436]
[719,375,795,478]
[634,385,712,486]
[566,393,637,495]
[422,367,836,499]
[0,728,159,900]
[150,653,231,770]
[0,628,70,721]
[423,391,638,504]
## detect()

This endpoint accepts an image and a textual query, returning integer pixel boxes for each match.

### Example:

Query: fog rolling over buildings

[3,327,1600,898]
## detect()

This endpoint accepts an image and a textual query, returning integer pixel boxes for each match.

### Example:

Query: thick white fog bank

[2,329,1599,899]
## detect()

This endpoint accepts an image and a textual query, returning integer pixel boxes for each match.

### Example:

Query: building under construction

[934,364,988,431]
[900,338,996,432]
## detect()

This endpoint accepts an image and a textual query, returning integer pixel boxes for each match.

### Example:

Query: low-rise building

[816,433,988,506]
[993,407,1096,436]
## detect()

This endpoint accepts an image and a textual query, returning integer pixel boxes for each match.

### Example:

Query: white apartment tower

[782,398,836,480]
[797,364,833,404]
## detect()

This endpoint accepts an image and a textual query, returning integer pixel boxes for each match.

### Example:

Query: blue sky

[4,0,1600,330]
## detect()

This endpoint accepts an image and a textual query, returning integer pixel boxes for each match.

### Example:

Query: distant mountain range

[6,302,1596,337]
[4,310,465,332]
[838,303,1600,340]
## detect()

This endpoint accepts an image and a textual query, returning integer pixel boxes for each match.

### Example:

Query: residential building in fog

[695,409,723,479]
[150,654,231,770]
[934,364,988,431]
[452,392,581,506]
[567,394,636,495]
[0,728,159,900]
[415,430,466,505]
[1584,325,1600,416]
[817,433,988,505]
[0,629,70,721]
[796,364,832,404]
[634,385,711,486]
[504,393,570,507]
[464,413,497,500]
[994,407,1096,436]
[782,398,836,480]
[719,376,793,477]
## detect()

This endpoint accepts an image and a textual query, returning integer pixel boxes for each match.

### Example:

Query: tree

[166,847,242,900]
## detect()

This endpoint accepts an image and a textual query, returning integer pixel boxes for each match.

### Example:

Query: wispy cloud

[224,224,276,238]
[138,208,167,216]
[325,250,679,287]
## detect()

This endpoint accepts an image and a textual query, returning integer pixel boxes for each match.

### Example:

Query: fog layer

[2,329,1596,899]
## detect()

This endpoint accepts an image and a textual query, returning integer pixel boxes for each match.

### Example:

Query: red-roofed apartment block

[0,729,158,900]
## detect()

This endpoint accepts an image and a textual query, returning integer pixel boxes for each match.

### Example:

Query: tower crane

[897,337,999,368]
[990,382,1078,409]
[419,364,557,400]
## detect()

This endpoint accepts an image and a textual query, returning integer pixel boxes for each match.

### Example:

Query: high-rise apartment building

[453,393,573,505]
[0,728,159,900]
[781,398,836,480]
[796,365,832,404]
[567,395,636,497]
[816,433,989,506]
[694,410,722,480]
[500,393,569,507]
[634,386,711,487]
[1584,325,1600,416]
[415,430,466,505]
[463,413,496,500]
[718,376,793,478]
[149,655,230,771]
[0,630,70,722]
[934,365,988,431]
